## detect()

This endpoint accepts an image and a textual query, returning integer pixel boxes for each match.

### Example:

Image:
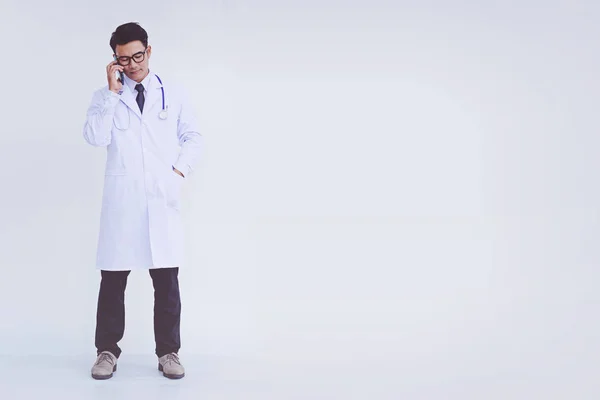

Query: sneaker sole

[91,364,117,380]
[158,363,185,379]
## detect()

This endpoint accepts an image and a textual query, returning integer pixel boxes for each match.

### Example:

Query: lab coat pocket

[105,146,126,175]
[101,175,127,210]
[166,170,184,210]
[113,105,130,131]
[105,168,126,176]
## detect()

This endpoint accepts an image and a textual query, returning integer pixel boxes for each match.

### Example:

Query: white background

[0,0,599,399]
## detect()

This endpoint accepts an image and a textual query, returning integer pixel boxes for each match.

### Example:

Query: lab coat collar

[123,70,163,91]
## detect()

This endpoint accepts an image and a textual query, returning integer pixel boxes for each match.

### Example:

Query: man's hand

[173,167,184,178]
[107,61,124,94]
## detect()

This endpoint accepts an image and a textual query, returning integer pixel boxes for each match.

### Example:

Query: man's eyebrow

[116,50,145,57]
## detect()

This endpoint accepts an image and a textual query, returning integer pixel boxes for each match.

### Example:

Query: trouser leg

[149,267,181,357]
[95,270,131,358]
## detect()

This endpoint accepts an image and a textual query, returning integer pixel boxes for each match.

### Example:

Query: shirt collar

[124,70,153,93]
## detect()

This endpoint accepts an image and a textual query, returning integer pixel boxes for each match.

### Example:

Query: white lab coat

[83,72,202,271]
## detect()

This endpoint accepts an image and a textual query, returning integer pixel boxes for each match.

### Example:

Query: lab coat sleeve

[82,87,120,146]
[173,88,203,177]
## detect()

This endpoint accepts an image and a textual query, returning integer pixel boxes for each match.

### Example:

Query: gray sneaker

[158,353,185,379]
[91,351,117,380]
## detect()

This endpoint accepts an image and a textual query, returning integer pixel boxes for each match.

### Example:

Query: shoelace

[164,353,181,365]
[95,352,115,366]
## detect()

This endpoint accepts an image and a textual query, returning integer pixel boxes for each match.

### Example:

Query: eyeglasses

[114,49,147,66]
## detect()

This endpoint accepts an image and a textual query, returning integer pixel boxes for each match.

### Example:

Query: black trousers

[95,267,181,358]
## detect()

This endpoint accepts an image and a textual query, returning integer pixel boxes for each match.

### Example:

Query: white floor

[0,353,403,400]
[0,354,259,400]
[1,351,599,400]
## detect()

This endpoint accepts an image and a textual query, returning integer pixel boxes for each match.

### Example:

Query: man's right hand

[107,61,124,93]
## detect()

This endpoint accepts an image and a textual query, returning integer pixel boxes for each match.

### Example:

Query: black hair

[110,22,148,53]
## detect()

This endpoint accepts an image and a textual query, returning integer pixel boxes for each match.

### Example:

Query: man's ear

[146,45,152,58]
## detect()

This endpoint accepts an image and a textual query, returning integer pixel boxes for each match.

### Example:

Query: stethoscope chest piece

[159,108,168,120]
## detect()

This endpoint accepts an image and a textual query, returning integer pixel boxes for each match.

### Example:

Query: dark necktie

[135,83,145,113]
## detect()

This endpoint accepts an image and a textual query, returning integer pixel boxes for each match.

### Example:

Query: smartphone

[113,55,124,83]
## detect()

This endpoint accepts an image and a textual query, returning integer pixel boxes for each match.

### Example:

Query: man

[83,22,203,380]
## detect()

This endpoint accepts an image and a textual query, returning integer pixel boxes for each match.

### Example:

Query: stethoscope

[155,74,168,120]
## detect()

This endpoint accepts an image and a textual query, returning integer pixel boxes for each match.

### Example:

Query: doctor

[83,22,203,380]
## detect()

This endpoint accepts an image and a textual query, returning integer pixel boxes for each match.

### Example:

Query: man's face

[114,40,151,83]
